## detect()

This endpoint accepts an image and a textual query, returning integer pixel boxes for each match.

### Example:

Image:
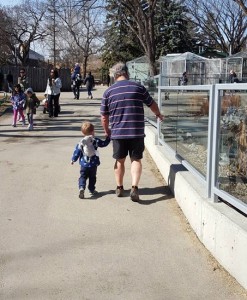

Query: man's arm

[149,101,164,121]
[101,114,111,136]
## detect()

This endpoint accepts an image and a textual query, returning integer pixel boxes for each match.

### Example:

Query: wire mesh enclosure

[126,56,150,82]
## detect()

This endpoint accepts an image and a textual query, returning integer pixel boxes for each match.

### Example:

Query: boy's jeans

[79,166,97,192]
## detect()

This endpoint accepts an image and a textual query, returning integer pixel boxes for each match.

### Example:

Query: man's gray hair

[111,62,129,78]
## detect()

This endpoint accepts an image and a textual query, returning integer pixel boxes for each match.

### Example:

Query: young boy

[71,121,110,199]
[25,88,40,130]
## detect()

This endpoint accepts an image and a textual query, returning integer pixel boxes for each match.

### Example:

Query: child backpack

[79,135,96,162]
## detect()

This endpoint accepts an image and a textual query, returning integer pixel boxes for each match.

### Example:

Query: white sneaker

[89,190,98,197]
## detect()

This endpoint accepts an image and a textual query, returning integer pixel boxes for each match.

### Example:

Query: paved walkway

[0,86,246,299]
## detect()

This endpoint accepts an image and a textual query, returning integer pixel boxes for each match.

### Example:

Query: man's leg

[130,159,142,187]
[114,158,126,186]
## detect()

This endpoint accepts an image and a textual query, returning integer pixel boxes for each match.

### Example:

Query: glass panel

[217,90,247,205]
[176,91,209,177]
[160,90,209,177]
[160,90,178,152]
[144,77,159,123]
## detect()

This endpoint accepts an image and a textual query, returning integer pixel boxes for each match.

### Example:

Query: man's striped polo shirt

[101,79,154,139]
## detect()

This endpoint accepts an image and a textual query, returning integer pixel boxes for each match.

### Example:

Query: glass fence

[212,84,247,213]
[144,80,247,215]
[160,89,210,178]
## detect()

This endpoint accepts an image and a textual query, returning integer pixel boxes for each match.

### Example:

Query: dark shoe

[116,186,124,197]
[79,189,85,199]
[130,186,139,202]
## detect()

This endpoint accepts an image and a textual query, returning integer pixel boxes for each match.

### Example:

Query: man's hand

[156,113,164,122]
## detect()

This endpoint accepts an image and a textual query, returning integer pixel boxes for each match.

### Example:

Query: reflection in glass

[160,90,209,178]
[217,91,247,204]
[144,78,159,123]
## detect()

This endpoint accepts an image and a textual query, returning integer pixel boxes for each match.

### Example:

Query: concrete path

[0,86,246,300]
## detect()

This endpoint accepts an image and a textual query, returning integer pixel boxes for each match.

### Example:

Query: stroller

[42,97,61,114]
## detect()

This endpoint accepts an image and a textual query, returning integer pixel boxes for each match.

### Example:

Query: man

[100,62,163,202]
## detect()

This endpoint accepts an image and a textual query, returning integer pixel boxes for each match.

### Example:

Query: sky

[1,0,22,6]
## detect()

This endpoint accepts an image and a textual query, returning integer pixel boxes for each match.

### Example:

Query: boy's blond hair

[81,121,94,135]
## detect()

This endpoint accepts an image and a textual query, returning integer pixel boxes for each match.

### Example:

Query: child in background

[25,88,40,130]
[71,121,110,199]
[11,84,26,127]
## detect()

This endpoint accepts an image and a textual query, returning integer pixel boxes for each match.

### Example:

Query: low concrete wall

[145,124,247,290]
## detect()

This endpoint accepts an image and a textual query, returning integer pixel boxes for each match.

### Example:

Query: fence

[0,66,72,92]
[144,77,247,215]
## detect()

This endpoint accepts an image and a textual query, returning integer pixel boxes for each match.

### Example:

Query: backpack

[75,74,82,86]
[79,135,96,162]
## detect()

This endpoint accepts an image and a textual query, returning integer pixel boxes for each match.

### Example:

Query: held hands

[105,128,111,137]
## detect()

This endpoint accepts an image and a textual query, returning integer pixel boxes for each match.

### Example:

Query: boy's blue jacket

[71,136,110,167]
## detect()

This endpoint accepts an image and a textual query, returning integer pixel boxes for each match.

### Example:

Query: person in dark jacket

[84,71,95,99]
[71,63,82,99]
[229,70,239,83]
[6,72,14,93]
[25,87,40,130]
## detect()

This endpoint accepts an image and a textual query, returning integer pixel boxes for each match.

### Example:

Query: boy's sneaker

[12,124,16,127]
[79,189,85,199]
[130,186,139,202]
[116,186,124,197]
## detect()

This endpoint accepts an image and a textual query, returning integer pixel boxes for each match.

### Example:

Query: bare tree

[53,0,104,76]
[118,0,158,76]
[0,8,13,65]
[0,0,48,66]
[185,0,247,55]
[233,0,247,15]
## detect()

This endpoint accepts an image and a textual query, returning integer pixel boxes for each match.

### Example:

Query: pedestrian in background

[6,71,13,93]
[11,84,26,127]
[84,71,95,99]
[25,87,40,131]
[44,68,62,118]
[100,62,163,202]
[180,71,188,86]
[71,63,82,100]
[18,68,28,92]
[229,70,239,83]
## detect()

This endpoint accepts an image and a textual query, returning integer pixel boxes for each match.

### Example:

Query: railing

[144,78,247,215]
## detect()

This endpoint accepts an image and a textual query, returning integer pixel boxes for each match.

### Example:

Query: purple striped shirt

[101,80,153,139]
